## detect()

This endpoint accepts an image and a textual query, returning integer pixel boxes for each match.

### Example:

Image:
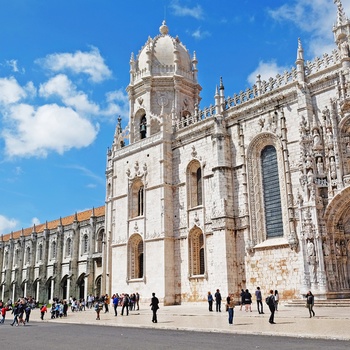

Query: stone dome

[136,21,193,76]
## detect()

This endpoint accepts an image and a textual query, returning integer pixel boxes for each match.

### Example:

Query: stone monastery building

[2,1,350,304]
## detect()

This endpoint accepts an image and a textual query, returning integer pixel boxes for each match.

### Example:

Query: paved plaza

[27,302,350,340]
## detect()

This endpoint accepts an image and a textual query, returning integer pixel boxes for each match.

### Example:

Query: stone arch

[323,186,350,291]
[246,132,289,246]
[186,159,202,209]
[128,233,144,280]
[188,226,205,277]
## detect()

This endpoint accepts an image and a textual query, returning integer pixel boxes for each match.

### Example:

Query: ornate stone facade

[106,2,350,303]
[0,207,105,303]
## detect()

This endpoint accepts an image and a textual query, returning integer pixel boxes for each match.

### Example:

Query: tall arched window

[66,238,72,257]
[187,161,202,208]
[38,244,43,262]
[51,241,57,260]
[97,230,104,253]
[4,251,9,267]
[26,247,31,265]
[189,228,205,276]
[128,234,144,279]
[261,145,283,238]
[82,234,89,254]
[130,180,144,218]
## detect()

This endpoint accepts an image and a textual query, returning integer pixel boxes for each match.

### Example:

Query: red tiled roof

[1,206,105,242]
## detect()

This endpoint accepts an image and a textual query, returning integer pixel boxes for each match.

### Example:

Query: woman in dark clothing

[240,289,245,311]
[306,291,315,318]
[244,289,252,312]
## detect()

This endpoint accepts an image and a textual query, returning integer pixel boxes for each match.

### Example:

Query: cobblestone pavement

[29,302,350,340]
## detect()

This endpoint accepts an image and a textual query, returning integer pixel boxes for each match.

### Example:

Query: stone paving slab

[29,303,350,341]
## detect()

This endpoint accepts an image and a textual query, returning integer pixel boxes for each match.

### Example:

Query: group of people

[94,292,141,320]
[0,297,36,326]
[208,287,315,325]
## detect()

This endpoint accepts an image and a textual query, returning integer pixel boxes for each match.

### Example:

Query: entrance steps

[285,299,350,307]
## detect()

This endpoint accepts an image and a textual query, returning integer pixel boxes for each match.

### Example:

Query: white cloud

[37,47,112,83]
[0,77,27,104]
[268,0,350,57]
[0,215,18,235]
[191,27,210,40]
[31,217,40,226]
[39,74,100,115]
[170,0,204,19]
[6,59,20,73]
[247,60,290,86]
[2,103,98,158]
[103,89,129,117]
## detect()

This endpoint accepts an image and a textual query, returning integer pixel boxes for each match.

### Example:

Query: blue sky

[0,0,349,234]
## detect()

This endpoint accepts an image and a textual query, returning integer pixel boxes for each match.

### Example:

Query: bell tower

[126,21,202,143]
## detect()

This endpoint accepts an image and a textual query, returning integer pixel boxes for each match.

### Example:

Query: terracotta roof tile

[0,206,105,243]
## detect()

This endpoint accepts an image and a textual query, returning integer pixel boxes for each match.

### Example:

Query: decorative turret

[295,38,305,83]
[333,0,350,67]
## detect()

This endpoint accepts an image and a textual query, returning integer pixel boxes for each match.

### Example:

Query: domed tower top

[129,21,198,85]
[127,21,202,144]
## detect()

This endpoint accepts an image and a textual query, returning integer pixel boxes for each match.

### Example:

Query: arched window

[95,275,102,296]
[82,234,89,254]
[261,145,283,238]
[130,180,145,218]
[189,229,205,276]
[187,161,202,208]
[26,247,30,265]
[97,230,104,253]
[66,238,72,257]
[14,248,19,266]
[4,251,9,267]
[140,115,147,139]
[38,244,43,262]
[128,234,144,279]
[51,242,57,260]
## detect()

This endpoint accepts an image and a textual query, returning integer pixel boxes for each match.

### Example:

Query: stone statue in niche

[313,129,322,149]
[330,158,337,179]
[322,241,330,256]
[316,158,324,176]
[307,241,315,257]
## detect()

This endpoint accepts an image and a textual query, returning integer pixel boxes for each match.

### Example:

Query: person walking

[40,304,47,320]
[207,291,213,312]
[244,289,252,312]
[239,289,245,311]
[266,289,276,324]
[113,294,119,316]
[214,289,222,312]
[255,286,264,314]
[274,290,279,311]
[150,292,159,323]
[121,294,129,316]
[94,301,101,320]
[10,302,19,326]
[226,293,235,325]
[306,291,315,318]
[136,292,140,310]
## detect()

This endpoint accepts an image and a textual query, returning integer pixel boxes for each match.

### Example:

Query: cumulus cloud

[0,214,18,235]
[0,77,28,104]
[2,103,98,158]
[39,74,100,115]
[170,0,204,19]
[247,60,290,86]
[37,47,112,83]
[268,0,347,57]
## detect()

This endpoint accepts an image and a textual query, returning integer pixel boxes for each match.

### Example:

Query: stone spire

[335,0,347,27]
[296,38,305,83]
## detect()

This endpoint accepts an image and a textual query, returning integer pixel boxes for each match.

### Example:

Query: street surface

[1,321,348,350]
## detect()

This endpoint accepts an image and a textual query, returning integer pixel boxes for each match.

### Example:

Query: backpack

[265,296,271,305]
